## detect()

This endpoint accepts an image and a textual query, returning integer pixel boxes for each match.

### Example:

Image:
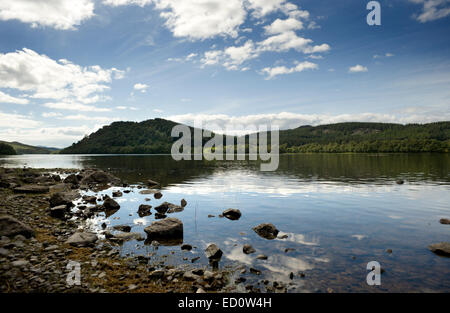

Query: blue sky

[0,0,449,147]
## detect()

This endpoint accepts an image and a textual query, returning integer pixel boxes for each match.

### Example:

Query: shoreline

[0,167,233,293]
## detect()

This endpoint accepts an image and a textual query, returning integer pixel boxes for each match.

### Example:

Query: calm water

[1,153,449,292]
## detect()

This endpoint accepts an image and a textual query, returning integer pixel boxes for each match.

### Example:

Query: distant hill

[277,121,450,153]
[60,119,450,154]
[0,142,16,155]
[0,141,59,155]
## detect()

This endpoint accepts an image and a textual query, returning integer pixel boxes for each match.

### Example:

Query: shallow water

[1,153,449,292]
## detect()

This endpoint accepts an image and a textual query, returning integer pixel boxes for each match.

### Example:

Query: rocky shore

[0,167,232,293]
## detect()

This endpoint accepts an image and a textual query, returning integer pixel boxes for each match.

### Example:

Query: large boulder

[80,169,121,186]
[103,197,120,210]
[205,243,223,261]
[0,215,35,238]
[64,174,79,185]
[49,192,77,208]
[253,223,279,240]
[13,185,49,194]
[65,232,97,247]
[222,208,242,220]
[429,242,450,257]
[144,217,183,240]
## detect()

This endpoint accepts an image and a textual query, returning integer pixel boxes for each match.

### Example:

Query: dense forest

[60,119,450,154]
[0,143,17,155]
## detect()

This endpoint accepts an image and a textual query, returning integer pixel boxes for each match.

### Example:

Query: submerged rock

[181,199,187,207]
[439,218,450,225]
[154,202,169,214]
[112,232,144,241]
[0,215,35,238]
[181,244,192,251]
[144,217,183,240]
[205,243,223,261]
[112,225,131,232]
[147,179,160,188]
[256,254,268,260]
[396,179,404,185]
[222,208,241,220]
[253,223,279,240]
[428,242,450,257]
[65,232,97,247]
[243,244,256,255]
[103,197,120,211]
[112,191,123,198]
[154,192,163,199]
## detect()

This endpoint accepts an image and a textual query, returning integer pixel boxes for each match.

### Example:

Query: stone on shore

[49,205,69,219]
[49,192,76,208]
[64,174,79,184]
[144,217,183,239]
[222,208,242,220]
[80,169,121,186]
[428,242,450,257]
[13,185,49,194]
[253,223,279,240]
[65,232,97,247]
[205,243,223,260]
[0,215,35,238]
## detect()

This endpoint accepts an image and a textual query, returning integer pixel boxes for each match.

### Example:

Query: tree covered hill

[0,142,16,155]
[60,119,450,154]
[0,141,58,154]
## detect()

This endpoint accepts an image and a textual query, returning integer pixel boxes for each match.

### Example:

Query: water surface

[1,153,449,292]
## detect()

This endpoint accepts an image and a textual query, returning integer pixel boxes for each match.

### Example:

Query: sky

[0,0,449,148]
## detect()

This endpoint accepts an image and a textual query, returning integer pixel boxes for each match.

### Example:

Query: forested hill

[278,121,450,153]
[0,141,59,154]
[60,119,450,154]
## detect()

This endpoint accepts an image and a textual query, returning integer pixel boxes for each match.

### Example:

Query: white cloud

[0,91,29,104]
[247,0,286,18]
[410,0,450,23]
[261,61,318,79]
[166,112,450,135]
[0,111,40,128]
[0,48,124,110]
[61,114,120,123]
[264,18,303,34]
[42,112,62,118]
[348,64,368,73]
[0,0,95,30]
[104,0,247,40]
[43,101,111,112]
[133,83,149,93]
